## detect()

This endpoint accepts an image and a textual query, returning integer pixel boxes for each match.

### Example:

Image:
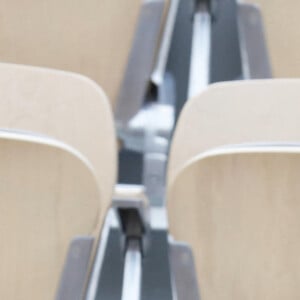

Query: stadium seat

[168,80,300,299]
[168,144,300,299]
[0,131,109,300]
[0,63,116,203]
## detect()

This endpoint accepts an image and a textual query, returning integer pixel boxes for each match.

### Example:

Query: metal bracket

[113,192,150,255]
[169,241,200,300]
[143,152,167,206]
[113,192,151,300]
[56,237,94,300]
[118,102,174,153]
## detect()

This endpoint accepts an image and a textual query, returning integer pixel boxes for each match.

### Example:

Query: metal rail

[188,1,212,99]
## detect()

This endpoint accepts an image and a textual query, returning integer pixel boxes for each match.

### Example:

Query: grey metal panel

[170,242,200,300]
[142,230,173,300]
[118,149,143,184]
[167,0,195,120]
[238,3,272,79]
[95,228,124,300]
[210,0,243,83]
[115,0,166,125]
[56,237,94,300]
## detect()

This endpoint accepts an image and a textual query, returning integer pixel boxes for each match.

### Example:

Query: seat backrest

[168,80,300,186]
[0,63,116,204]
[249,0,300,78]
[0,0,143,107]
[0,131,106,300]
[168,145,300,299]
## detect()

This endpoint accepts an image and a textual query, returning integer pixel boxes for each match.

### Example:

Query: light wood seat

[248,0,300,78]
[0,63,116,203]
[0,0,145,108]
[0,131,108,300]
[168,79,300,186]
[168,80,300,298]
[168,145,300,299]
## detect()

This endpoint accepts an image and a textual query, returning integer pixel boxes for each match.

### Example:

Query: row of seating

[0,1,299,299]
[0,1,177,298]
[1,60,300,299]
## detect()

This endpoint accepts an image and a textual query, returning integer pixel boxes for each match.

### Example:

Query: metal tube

[121,239,142,300]
[152,0,180,86]
[188,2,211,99]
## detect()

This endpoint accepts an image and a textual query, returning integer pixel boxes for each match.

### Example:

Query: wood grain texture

[168,80,300,186]
[0,63,116,205]
[0,0,142,108]
[168,149,300,300]
[0,133,103,300]
[246,0,300,77]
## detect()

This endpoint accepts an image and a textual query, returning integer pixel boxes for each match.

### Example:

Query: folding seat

[0,62,160,299]
[168,144,300,299]
[0,0,142,108]
[0,63,116,202]
[0,130,110,300]
[167,80,300,299]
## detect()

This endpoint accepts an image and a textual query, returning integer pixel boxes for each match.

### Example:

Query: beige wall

[247,0,300,77]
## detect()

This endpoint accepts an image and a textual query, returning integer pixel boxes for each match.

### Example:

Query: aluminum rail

[121,240,142,300]
[188,1,212,99]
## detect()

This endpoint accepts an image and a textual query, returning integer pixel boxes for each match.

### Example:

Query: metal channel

[188,1,211,99]
[121,240,142,300]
